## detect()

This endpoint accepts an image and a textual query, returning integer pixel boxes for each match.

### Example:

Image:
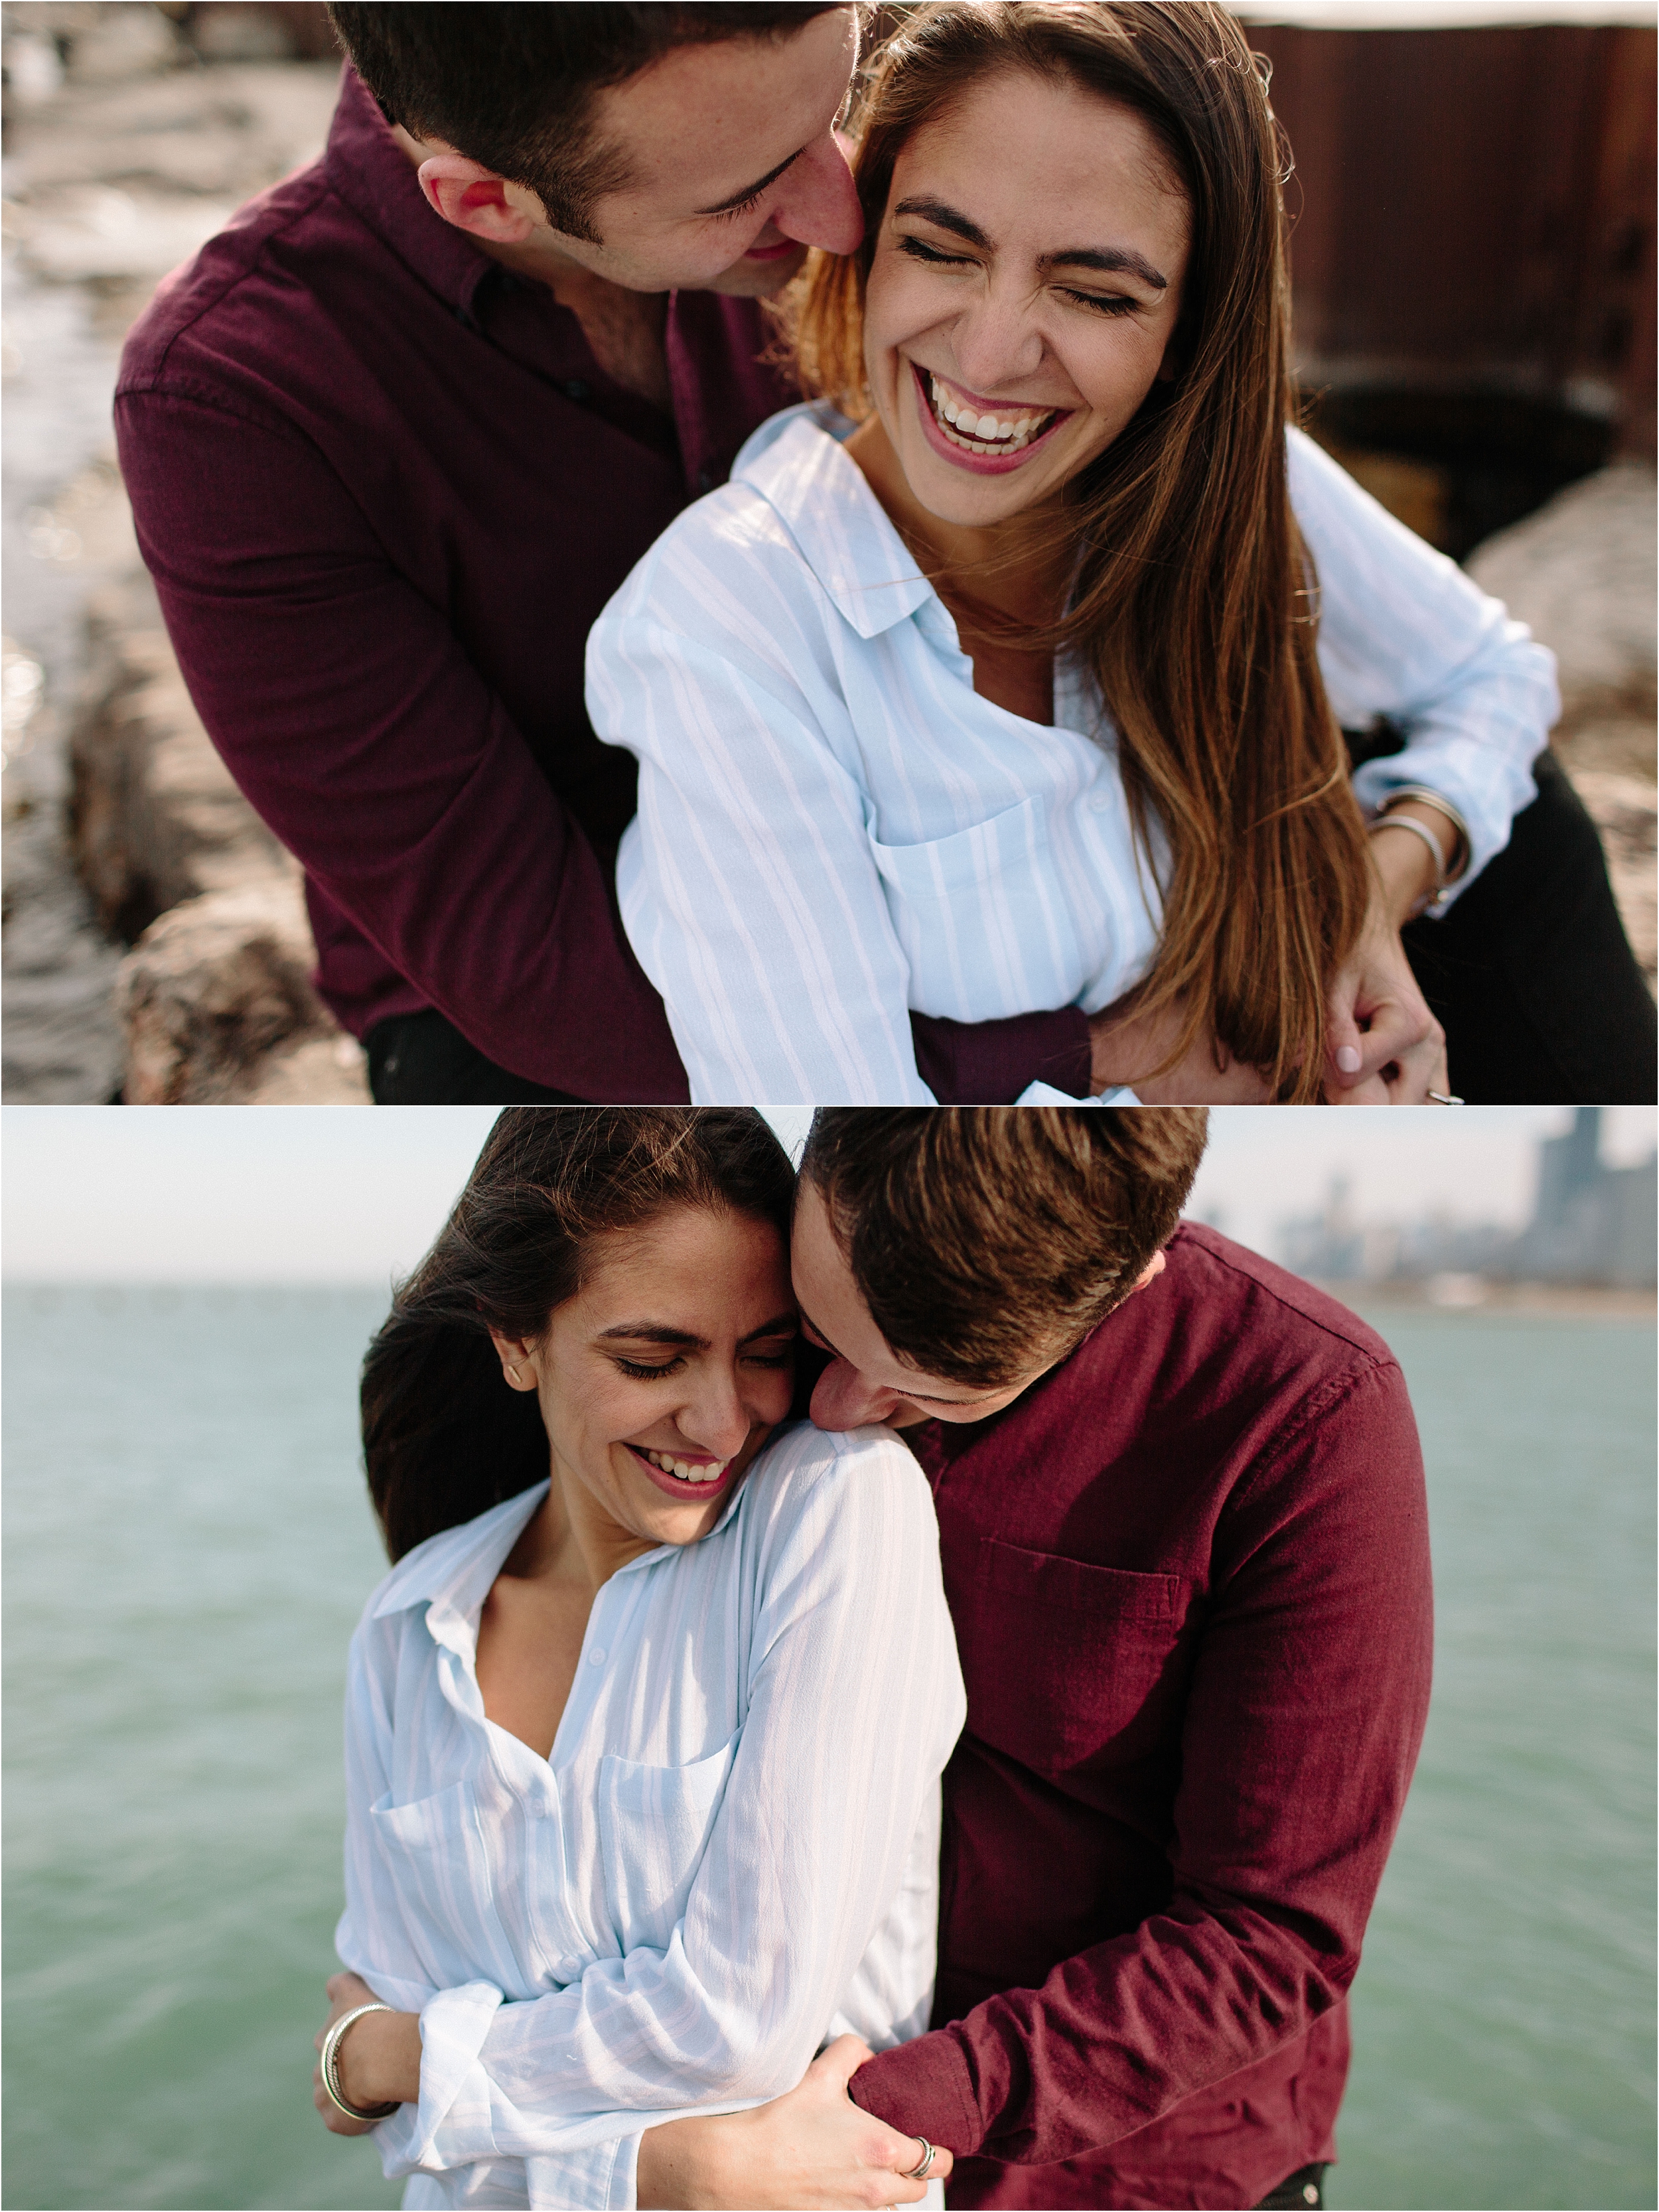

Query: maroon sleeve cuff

[848,2030,984,2156]
[910,1006,1092,1103]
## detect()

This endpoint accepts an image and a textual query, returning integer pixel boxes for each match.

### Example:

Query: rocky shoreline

[3,6,1654,1105]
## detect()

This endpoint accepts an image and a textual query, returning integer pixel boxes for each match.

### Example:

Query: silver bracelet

[322,2002,401,2122]
[1366,812,1449,918]
[1380,786,1471,878]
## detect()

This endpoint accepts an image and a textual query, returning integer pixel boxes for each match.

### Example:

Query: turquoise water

[3,1287,1653,2211]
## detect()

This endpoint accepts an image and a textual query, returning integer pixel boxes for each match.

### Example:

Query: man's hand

[636,2036,954,2210]
[312,1970,422,2136]
[1088,993,1274,1103]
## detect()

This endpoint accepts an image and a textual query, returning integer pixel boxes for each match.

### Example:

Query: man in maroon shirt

[113,5,1092,1104]
[636,1107,1433,2211]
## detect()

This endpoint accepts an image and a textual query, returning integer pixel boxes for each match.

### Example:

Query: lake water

[3,1286,1653,2211]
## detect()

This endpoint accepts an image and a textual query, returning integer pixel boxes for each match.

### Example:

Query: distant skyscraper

[1521,1111,1657,1286]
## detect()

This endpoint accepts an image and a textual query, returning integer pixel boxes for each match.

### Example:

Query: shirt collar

[372,1460,756,1657]
[323,63,498,326]
[733,405,936,640]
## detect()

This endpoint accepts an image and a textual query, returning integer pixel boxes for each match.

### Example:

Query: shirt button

[588,1646,606,1666]
[1089,792,1111,813]
[564,379,590,401]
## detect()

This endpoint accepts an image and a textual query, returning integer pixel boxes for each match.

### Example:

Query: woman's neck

[505,1462,656,1600]
[843,410,1069,633]
[843,410,1070,725]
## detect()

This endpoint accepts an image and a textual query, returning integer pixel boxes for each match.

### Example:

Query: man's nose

[809,1356,902,1431]
[770,132,864,257]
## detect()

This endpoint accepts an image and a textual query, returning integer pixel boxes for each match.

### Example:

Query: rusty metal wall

[1251,21,1657,452]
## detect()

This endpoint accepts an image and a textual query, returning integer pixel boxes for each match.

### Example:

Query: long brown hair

[360,1108,796,1561]
[784,2,1370,1099]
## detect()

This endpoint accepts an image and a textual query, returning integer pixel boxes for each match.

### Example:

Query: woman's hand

[1088,994,1275,1103]
[635,2036,953,2209]
[312,1970,422,2135]
[1325,851,1449,1103]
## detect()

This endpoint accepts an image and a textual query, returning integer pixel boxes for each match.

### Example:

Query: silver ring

[901,2138,935,2181]
[1427,1091,1465,1105]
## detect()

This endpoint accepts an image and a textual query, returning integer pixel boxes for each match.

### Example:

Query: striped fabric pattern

[585,405,1558,1105]
[336,1422,966,2211]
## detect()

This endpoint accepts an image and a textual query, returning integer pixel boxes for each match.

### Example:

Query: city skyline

[1,1105,1652,1285]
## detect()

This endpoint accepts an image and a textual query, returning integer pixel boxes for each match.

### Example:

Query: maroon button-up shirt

[113,68,1090,1103]
[851,1225,1433,2210]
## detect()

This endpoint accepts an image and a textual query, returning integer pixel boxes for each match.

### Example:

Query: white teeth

[642,1447,726,1484]
[927,373,1052,455]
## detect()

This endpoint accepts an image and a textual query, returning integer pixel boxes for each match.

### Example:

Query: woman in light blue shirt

[311,1109,963,2211]
[586,1,1598,1106]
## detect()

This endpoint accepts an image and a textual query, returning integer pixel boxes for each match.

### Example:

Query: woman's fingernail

[1336,1046,1362,1073]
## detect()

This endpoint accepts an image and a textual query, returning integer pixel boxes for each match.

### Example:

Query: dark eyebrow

[597,1322,704,1348]
[741,1312,800,1346]
[893,195,991,251]
[695,147,801,216]
[597,1312,798,1349]
[1042,245,1167,289]
[895,196,1167,291]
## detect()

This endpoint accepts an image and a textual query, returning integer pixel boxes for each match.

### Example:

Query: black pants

[1257,2162,1327,2210]
[365,754,1654,1105]
[366,1010,582,1104]
[1397,751,1654,1103]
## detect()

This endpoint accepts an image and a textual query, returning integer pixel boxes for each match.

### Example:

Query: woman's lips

[909,361,1071,477]
[624,1440,738,1504]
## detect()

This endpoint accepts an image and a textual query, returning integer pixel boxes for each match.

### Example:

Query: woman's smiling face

[861,68,1191,529]
[503,1205,797,1551]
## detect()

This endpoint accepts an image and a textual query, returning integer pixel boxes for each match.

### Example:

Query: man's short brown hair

[800,1108,1209,1389]
[328,3,842,243]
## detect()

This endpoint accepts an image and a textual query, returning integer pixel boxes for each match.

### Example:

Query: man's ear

[1126,1248,1167,1296]
[417,153,541,245]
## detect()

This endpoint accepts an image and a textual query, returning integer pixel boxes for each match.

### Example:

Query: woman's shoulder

[353,1483,550,1639]
[737,1420,938,1551]
[594,402,915,644]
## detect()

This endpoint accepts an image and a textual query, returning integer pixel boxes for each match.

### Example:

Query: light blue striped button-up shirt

[338,1422,963,2211]
[587,405,1558,1105]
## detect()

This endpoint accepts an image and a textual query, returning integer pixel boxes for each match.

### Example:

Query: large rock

[1466,462,1657,714]
[1466,462,1658,989]
[71,567,291,937]
[115,874,368,1103]
[69,563,370,1101]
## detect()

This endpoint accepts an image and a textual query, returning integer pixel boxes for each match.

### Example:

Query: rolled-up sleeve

[1289,425,1559,901]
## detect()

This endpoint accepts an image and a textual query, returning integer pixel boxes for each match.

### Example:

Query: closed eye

[614,1355,685,1380]
[1062,288,1140,316]
[899,235,976,267]
[712,185,766,222]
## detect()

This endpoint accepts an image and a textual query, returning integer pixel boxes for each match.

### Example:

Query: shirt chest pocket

[954,1539,1199,1783]
[865,795,1082,1021]
[595,1732,739,1955]
[369,1779,522,1994]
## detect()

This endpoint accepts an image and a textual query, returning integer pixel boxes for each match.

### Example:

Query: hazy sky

[2,1106,1650,1283]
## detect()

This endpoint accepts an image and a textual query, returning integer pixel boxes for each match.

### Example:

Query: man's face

[790,1181,1060,1430]
[490,9,864,296]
